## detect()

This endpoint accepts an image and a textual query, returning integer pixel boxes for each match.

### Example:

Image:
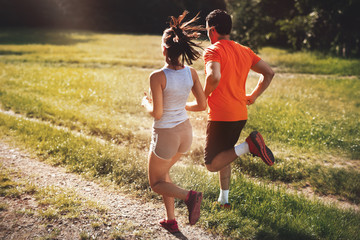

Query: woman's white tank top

[153,66,193,128]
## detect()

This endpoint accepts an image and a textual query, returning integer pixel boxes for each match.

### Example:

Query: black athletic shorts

[204,120,247,165]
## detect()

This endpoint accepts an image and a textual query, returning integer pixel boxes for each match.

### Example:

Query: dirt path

[0,141,221,240]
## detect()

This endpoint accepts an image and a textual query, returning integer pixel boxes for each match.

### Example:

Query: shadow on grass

[0,28,95,45]
[255,227,318,240]
[0,50,30,55]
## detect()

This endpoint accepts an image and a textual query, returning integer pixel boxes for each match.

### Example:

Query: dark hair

[206,9,232,35]
[162,11,203,66]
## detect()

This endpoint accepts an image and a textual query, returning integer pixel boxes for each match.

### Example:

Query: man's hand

[246,94,256,105]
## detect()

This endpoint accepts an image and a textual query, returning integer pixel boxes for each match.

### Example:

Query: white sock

[234,142,250,156]
[218,189,229,204]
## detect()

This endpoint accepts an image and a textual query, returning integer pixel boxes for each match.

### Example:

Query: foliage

[2,0,359,57]
[227,0,360,57]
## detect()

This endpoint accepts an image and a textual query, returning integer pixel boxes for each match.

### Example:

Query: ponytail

[163,11,204,66]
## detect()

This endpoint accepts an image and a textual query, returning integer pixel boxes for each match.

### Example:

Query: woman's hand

[142,91,152,107]
[142,91,154,115]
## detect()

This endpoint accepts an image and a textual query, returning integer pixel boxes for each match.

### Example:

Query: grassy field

[0,29,359,239]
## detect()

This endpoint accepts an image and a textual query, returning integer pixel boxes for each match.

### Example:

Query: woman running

[142,11,206,233]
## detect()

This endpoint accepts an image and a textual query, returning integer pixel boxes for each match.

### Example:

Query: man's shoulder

[205,42,220,51]
[204,41,226,55]
[230,41,252,51]
[206,40,250,50]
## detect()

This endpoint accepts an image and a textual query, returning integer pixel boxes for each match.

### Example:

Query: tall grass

[0,61,152,146]
[1,29,360,239]
[1,31,358,157]
[0,112,149,191]
[1,112,359,240]
[245,71,360,159]
[1,29,359,198]
[260,47,360,76]
[235,155,360,204]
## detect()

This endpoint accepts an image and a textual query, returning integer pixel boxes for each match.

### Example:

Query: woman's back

[154,66,193,129]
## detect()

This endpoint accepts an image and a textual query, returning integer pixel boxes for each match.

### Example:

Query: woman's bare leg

[162,173,175,220]
[148,152,189,220]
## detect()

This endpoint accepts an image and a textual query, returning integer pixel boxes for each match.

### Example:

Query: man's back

[204,40,261,121]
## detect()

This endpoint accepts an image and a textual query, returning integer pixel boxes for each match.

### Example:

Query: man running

[203,9,275,208]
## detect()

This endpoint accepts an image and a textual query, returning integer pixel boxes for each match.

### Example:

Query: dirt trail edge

[0,141,221,240]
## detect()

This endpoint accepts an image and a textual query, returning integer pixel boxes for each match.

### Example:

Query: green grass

[1,112,359,239]
[233,155,360,204]
[0,61,152,146]
[245,72,360,159]
[1,31,359,158]
[0,29,359,239]
[260,47,360,76]
[0,202,7,211]
[0,169,21,198]
[0,113,149,192]
[173,164,360,240]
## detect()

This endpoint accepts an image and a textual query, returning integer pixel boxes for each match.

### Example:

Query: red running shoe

[221,203,231,209]
[246,131,275,166]
[159,219,180,233]
[185,190,202,225]
[214,202,232,210]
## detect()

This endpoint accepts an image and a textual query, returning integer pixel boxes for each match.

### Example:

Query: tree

[227,0,360,57]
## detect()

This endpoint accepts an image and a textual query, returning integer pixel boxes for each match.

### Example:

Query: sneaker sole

[213,201,231,209]
[189,192,202,225]
[251,131,274,166]
[160,220,180,233]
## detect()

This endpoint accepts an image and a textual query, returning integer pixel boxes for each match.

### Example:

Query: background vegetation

[0,30,359,239]
[0,0,359,238]
[1,0,359,57]
[228,0,360,57]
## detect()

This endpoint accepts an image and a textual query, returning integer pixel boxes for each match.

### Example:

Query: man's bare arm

[204,61,221,98]
[247,60,275,105]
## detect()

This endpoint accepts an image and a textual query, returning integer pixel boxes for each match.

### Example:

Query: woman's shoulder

[185,66,199,83]
[149,69,166,87]
[187,66,197,75]
[149,69,165,80]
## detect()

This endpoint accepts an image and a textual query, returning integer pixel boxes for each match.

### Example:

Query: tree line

[228,0,360,57]
[0,0,225,33]
[0,0,359,57]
